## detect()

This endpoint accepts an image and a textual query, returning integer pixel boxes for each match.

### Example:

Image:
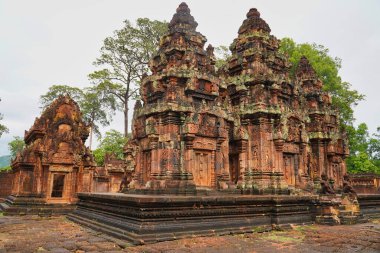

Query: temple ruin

[0,96,123,214]
[65,3,378,245]
[126,3,349,195]
[1,2,379,245]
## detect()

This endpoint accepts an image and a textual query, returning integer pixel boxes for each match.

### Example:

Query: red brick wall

[0,171,14,198]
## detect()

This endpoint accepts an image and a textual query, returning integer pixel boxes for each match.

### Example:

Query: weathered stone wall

[350,174,380,194]
[92,177,110,192]
[0,171,14,199]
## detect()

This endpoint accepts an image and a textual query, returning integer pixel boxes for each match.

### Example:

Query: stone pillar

[237,139,248,188]
[32,154,43,196]
[149,135,159,175]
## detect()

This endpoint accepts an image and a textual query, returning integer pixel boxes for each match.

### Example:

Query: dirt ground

[0,213,379,253]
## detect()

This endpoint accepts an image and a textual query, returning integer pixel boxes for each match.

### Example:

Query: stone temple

[126,3,348,195]
[2,2,380,245]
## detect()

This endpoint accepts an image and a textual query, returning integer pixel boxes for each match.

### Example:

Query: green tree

[89,18,168,137]
[8,136,25,158]
[279,38,364,126]
[346,151,379,174]
[80,86,117,148]
[40,85,84,110]
[93,130,127,166]
[346,123,369,154]
[0,98,9,138]
[368,127,380,168]
[40,85,117,148]
[215,45,231,70]
[346,123,380,174]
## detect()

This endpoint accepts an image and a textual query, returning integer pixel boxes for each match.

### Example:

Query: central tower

[128,2,232,194]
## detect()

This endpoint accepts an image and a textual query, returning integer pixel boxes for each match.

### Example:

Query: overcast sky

[0,0,379,156]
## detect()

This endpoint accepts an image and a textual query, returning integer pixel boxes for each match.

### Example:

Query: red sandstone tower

[126,4,349,195]
[128,3,232,194]
[9,96,96,207]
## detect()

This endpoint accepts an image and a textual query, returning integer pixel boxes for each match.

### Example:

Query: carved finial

[134,100,142,110]
[239,8,271,34]
[295,56,317,78]
[247,8,260,18]
[206,44,214,56]
[169,2,198,32]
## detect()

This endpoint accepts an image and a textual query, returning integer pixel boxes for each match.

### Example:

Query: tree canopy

[40,85,83,110]
[214,45,231,71]
[89,18,168,137]
[93,130,127,166]
[346,123,380,174]
[8,136,25,158]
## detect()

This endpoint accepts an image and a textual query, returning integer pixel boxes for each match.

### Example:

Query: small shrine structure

[2,96,96,214]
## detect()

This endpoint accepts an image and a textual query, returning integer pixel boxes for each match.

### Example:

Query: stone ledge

[70,192,318,245]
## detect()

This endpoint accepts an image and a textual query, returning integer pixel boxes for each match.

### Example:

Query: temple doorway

[283,154,297,186]
[229,154,239,184]
[192,151,212,187]
[51,173,65,198]
[142,151,151,183]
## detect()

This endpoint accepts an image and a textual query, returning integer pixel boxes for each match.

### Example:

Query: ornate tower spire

[130,2,229,194]
[238,8,271,34]
[169,2,198,32]
[296,56,317,80]
[295,56,323,93]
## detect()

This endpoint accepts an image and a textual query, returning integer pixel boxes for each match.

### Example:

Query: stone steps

[67,212,137,246]
[0,202,9,212]
[1,195,75,216]
[315,215,340,225]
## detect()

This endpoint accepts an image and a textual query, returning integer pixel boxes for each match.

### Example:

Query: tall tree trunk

[124,83,130,137]
[124,98,129,137]
[89,125,93,149]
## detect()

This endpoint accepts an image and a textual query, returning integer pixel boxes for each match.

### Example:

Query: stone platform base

[0,195,75,216]
[68,193,317,245]
[358,194,380,218]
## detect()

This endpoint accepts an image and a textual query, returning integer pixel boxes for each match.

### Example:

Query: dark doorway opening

[229,154,239,184]
[51,174,65,198]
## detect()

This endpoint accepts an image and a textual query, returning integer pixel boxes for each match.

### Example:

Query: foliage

[80,86,117,145]
[346,152,380,174]
[89,18,168,136]
[39,85,84,110]
[8,136,25,158]
[346,123,380,174]
[215,45,231,70]
[279,38,364,126]
[93,130,127,166]
[368,127,380,163]
[0,98,9,138]
[0,165,11,172]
